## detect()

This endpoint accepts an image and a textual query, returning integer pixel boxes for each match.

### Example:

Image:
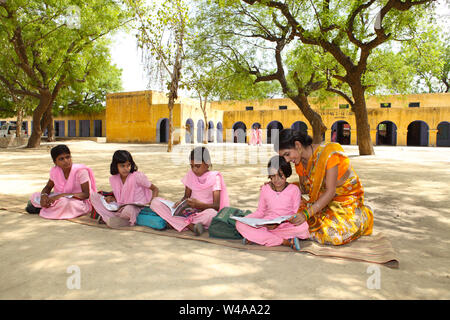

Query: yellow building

[105,90,223,144]
[1,112,106,139]
[2,91,449,147]
[214,92,450,147]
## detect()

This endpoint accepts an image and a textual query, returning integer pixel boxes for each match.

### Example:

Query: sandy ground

[0,140,449,300]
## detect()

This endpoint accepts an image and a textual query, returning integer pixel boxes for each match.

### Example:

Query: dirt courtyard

[0,141,449,300]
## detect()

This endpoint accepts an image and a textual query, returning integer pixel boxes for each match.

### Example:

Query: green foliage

[128,0,189,91]
[0,0,130,117]
[398,24,449,93]
[54,40,123,115]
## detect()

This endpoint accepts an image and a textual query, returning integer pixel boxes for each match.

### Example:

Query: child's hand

[40,194,51,208]
[105,196,116,203]
[288,213,306,226]
[172,200,182,208]
[186,198,200,209]
[48,195,60,204]
[264,224,278,230]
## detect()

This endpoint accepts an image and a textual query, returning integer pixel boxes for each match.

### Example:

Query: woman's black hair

[110,150,138,175]
[267,155,292,178]
[51,144,71,163]
[190,146,212,165]
[274,128,313,152]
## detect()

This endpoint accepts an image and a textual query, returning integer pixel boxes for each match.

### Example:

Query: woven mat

[2,207,399,269]
[69,215,399,269]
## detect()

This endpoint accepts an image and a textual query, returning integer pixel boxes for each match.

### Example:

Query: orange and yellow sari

[297,143,373,245]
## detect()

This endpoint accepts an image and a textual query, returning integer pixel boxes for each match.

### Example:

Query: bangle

[303,209,310,220]
[41,193,48,196]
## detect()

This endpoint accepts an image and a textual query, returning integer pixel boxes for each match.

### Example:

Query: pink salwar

[150,199,217,232]
[30,164,97,220]
[235,184,310,246]
[150,170,229,232]
[249,129,262,146]
[90,171,152,226]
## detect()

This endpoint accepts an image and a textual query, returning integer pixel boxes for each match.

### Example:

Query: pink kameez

[30,164,97,220]
[150,170,229,232]
[235,184,310,246]
[90,171,152,226]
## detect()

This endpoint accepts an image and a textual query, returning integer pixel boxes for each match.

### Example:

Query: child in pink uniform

[236,156,309,250]
[28,144,97,220]
[150,147,229,236]
[90,150,159,228]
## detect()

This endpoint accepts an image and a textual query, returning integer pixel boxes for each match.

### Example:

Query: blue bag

[136,207,167,230]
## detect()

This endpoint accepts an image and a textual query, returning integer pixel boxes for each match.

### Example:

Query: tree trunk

[16,106,23,138]
[166,16,184,152]
[203,97,208,144]
[168,104,174,152]
[351,85,374,155]
[45,111,55,142]
[290,94,327,144]
[26,91,52,148]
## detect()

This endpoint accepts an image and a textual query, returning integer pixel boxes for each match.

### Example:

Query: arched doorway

[156,118,169,143]
[185,118,194,144]
[197,120,205,143]
[252,122,262,130]
[267,121,283,144]
[376,121,397,146]
[436,121,450,147]
[208,121,214,142]
[331,121,351,145]
[216,122,223,143]
[407,121,429,146]
[291,121,308,136]
[232,121,247,143]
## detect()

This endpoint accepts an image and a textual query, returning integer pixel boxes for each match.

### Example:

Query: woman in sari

[275,129,373,245]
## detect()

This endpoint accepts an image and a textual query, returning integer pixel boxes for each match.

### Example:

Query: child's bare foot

[282,238,301,251]
[193,223,204,236]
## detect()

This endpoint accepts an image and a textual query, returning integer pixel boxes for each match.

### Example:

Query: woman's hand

[288,213,307,226]
[264,224,278,230]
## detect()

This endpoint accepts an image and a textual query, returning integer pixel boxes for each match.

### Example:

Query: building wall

[221,93,450,146]
[106,90,183,143]
[0,112,106,138]
[180,99,224,144]
[2,91,447,146]
[212,92,450,111]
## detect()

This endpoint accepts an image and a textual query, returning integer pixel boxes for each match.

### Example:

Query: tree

[399,25,449,93]
[129,0,188,152]
[191,0,331,143]
[0,0,131,147]
[54,44,123,116]
[234,0,437,155]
